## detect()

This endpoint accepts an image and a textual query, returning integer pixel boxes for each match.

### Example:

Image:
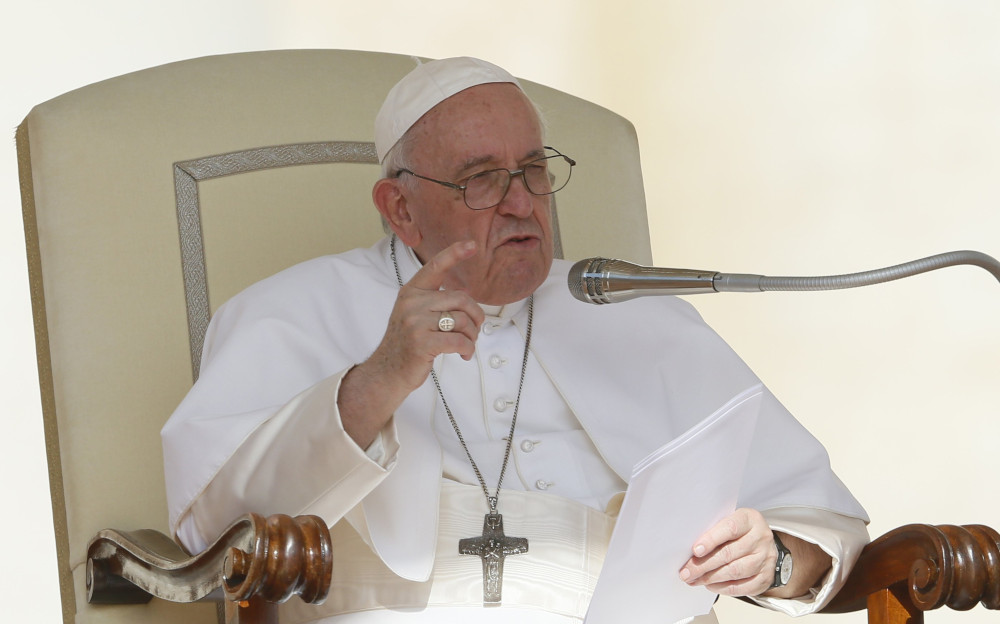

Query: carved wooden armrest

[86,513,332,612]
[822,524,1000,618]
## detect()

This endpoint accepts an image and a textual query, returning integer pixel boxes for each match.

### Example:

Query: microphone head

[568,257,617,305]
[568,257,720,304]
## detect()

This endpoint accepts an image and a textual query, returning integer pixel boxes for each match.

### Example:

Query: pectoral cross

[459,512,528,605]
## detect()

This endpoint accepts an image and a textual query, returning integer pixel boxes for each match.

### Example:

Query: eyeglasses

[395,146,576,211]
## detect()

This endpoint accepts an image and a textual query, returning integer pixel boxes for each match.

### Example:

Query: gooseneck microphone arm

[568,250,1000,305]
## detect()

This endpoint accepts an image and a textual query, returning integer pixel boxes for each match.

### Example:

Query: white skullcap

[374,56,523,163]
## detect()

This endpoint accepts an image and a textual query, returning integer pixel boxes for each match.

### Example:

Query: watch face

[779,553,793,585]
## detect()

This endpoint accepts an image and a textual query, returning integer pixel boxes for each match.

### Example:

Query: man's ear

[372,178,421,248]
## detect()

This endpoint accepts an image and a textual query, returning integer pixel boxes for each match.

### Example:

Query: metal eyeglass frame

[395,146,576,210]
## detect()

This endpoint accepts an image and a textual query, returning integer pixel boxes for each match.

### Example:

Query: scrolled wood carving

[220,513,332,604]
[86,513,332,607]
[823,523,1000,614]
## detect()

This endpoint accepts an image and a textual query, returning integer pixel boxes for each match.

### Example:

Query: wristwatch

[770,533,794,589]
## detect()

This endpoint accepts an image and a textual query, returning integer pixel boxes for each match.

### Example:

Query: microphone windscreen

[567,258,620,304]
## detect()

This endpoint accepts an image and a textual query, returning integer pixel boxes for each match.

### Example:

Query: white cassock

[162,236,870,624]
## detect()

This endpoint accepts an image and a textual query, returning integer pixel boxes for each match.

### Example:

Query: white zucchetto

[374,56,523,163]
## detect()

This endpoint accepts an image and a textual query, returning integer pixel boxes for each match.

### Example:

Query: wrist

[769,532,794,590]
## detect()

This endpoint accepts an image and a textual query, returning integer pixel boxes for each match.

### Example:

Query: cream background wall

[2,2,997,623]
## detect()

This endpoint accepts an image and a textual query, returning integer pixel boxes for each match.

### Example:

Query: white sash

[282,481,612,621]
[278,481,719,624]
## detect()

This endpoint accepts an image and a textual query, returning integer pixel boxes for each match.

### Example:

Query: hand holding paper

[680,506,777,597]
[584,385,764,624]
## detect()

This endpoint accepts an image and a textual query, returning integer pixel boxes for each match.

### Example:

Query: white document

[584,384,764,624]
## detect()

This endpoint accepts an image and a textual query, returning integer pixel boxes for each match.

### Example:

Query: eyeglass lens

[464,151,573,210]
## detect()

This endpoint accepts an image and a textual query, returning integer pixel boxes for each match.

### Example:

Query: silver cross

[459,513,528,605]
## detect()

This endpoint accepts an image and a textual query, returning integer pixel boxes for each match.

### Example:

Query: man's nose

[496,173,534,217]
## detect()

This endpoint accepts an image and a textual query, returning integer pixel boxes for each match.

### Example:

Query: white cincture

[278,481,619,623]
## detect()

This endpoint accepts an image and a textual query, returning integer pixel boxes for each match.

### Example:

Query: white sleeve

[173,368,400,553]
[749,507,870,616]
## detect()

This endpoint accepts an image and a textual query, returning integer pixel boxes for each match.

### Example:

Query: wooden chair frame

[86,517,999,623]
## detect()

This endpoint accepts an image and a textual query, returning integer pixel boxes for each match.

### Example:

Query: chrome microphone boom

[568,251,1000,305]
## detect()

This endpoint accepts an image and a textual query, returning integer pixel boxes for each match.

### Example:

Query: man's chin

[473,261,551,306]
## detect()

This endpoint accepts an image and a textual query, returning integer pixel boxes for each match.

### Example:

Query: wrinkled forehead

[408,84,543,167]
[375,56,523,162]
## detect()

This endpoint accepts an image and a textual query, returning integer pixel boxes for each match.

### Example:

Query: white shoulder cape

[162,236,867,581]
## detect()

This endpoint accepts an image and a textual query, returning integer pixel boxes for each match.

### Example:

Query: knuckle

[722,558,744,581]
[724,517,741,539]
[763,544,777,566]
[719,543,735,564]
[712,581,738,597]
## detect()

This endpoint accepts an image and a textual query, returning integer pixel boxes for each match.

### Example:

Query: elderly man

[162,57,868,623]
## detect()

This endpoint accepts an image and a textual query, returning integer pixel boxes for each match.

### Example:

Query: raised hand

[338,240,486,448]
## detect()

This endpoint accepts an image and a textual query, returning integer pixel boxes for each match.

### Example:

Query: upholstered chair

[17,50,997,624]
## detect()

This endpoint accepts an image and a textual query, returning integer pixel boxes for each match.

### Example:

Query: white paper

[584,384,763,624]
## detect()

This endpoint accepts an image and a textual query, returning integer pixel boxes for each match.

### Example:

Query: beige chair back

[17,49,650,623]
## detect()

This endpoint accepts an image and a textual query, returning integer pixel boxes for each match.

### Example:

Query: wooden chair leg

[867,586,924,624]
[225,597,279,624]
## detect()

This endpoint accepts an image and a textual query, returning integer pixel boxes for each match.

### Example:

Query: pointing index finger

[407,240,477,291]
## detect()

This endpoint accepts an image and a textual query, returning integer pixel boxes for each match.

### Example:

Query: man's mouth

[501,233,539,246]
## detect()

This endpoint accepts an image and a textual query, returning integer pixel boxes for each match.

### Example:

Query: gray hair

[379,128,417,187]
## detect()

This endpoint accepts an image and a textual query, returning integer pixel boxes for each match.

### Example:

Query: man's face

[395,83,555,306]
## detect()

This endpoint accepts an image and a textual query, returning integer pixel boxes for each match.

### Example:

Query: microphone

[568,251,1000,305]
[568,258,719,304]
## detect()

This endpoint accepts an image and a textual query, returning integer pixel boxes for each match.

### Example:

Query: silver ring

[438,311,456,332]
